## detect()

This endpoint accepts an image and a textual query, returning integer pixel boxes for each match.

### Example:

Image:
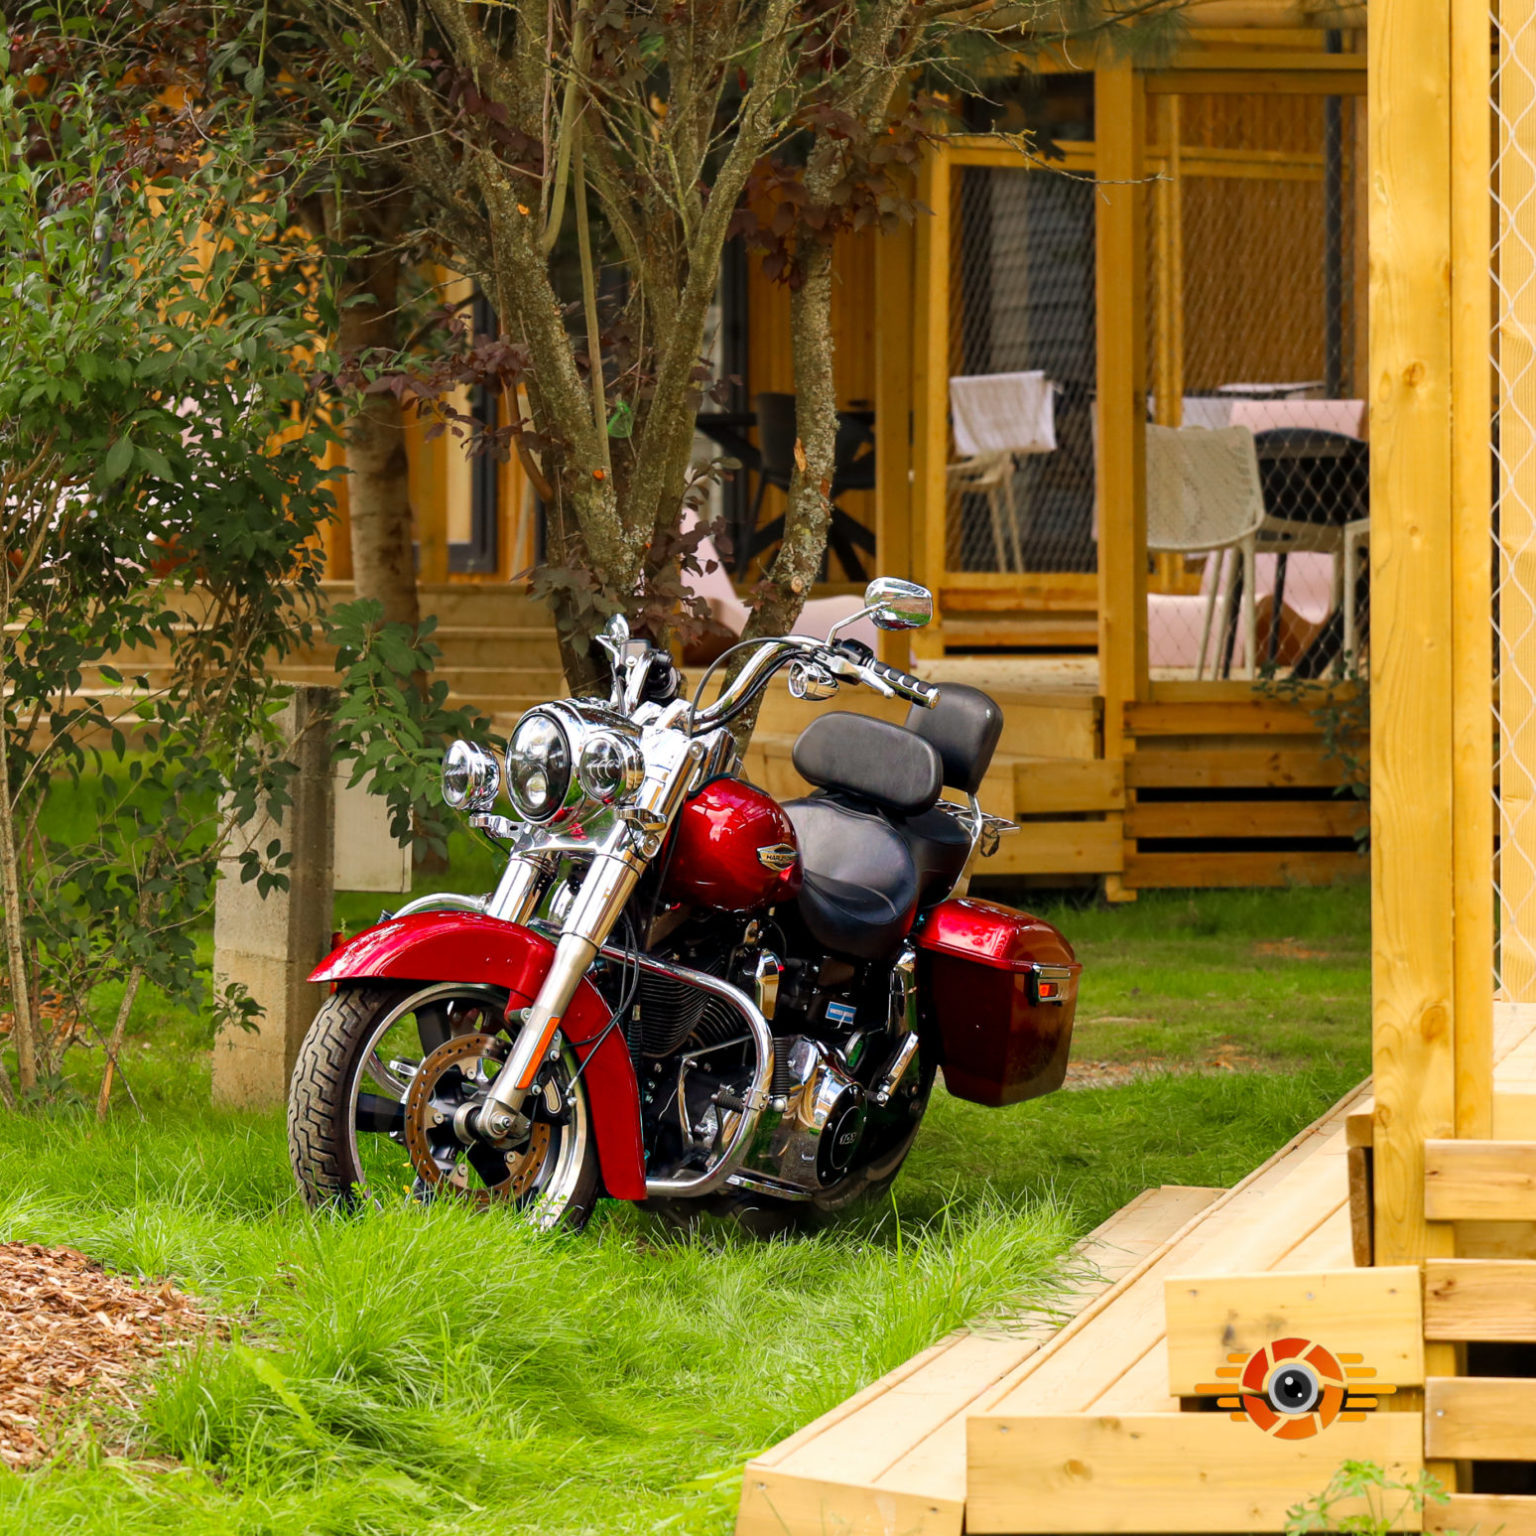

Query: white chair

[946,371,1057,573]
[1145,424,1267,680]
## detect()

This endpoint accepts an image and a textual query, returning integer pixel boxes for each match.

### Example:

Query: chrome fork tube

[485,852,547,924]
[478,731,700,1130]
[479,842,644,1123]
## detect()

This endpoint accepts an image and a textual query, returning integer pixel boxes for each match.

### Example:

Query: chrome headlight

[441,739,501,811]
[576,730,645,806]
[505,710,572,822]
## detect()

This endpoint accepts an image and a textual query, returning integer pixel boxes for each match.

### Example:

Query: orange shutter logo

[1196,1337,1396,1437]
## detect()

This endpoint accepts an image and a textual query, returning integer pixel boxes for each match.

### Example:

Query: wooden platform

[736,1184,1223,1536]
[744,666,1366,890]
[735,1080,1371,1536]
[737,1005,1536,1536]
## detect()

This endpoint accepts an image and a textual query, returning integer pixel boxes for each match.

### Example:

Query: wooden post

[1095,61,1149,770]
[1368,0,1457,1269]
[875,196,918,668]
[1450,0,1494,1137]
[912,139,952,660]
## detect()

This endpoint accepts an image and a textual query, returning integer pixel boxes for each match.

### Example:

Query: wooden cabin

[312,13,1376,894]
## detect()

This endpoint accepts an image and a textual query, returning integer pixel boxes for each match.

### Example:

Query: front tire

[288,983,600,1230]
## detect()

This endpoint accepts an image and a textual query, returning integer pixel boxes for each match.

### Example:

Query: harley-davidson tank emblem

[756,842,798,872]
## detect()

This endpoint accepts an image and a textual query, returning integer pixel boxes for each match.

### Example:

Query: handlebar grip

[864,658,940,709]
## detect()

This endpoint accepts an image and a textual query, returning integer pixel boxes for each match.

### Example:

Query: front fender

[310,913,645,1201]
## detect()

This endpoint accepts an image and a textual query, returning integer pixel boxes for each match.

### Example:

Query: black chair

[1219,427,1369,676]
[738,392,878,581]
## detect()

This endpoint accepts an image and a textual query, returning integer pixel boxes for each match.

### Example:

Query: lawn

[0,876,1370,1535]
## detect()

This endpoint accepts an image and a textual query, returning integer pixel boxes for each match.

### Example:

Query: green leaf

[102,435,134,483]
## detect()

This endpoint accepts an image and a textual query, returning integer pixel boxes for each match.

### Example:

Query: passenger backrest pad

[904,683,1003,796]
[791,712,943,817]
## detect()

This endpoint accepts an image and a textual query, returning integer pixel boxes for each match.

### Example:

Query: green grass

[0,881,1371,1534]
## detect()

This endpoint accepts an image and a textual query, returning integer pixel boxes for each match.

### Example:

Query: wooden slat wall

[969,1413,1424,1534]
[1118,699,1367,890]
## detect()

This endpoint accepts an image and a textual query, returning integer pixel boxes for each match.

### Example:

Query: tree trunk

[743,237,838,644]
[338,250,419,632]
[0,687,35,1101]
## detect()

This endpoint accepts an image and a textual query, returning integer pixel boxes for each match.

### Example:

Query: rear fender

[310,913,645,1200]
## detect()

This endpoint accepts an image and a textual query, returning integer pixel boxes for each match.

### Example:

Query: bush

[0,66,340,1108]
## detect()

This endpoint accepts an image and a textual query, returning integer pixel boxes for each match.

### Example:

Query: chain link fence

[1494,12,1536,997]
[947,163,1099,576]
[1144,86,1368,680]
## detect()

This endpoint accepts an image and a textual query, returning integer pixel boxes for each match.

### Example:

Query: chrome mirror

[596,612,629,658]
[863,577,933,632]
[594,613,631,707]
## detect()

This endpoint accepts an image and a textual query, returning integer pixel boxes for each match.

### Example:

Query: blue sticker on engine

[825,1001,857,1027]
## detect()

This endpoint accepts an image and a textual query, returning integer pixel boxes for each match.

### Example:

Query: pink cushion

[1228,399,1365,438]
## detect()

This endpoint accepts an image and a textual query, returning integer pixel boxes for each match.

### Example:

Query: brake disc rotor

[402,1032,551,1206]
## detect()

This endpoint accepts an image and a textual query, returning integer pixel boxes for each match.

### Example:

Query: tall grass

[0,882,1371,1532]
[0,1104,1076,1534]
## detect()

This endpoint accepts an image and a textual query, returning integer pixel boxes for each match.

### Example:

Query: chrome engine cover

[733,1037,867,1196]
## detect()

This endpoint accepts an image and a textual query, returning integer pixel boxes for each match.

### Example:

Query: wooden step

[321,580,552,628]
[734,1184,1223,1536]
[965,1082,1375,1534]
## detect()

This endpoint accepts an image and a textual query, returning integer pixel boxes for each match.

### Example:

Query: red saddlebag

[912,897,1081,1107]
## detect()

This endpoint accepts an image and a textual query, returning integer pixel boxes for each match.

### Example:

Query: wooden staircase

[61,583,567,724]
[735,1006,1536,1535]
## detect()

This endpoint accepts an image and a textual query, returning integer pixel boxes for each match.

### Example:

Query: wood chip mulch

[0,1241,203,1469]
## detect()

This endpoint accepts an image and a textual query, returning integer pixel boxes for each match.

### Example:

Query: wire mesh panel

[947,164,1098,575]
[1145,88,1368,680]
[1494,12,1536,998]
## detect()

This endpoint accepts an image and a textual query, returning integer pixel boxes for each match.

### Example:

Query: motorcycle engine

[629,922,922,1196]
[743,1037,868,1190]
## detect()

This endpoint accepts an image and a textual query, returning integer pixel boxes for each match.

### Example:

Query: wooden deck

[735,1003,1536,1535]
[735,1081,1369,1536]
[746,659,1366,891]
[735,1184,1224,1536]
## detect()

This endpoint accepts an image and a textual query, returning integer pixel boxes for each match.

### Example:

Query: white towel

[949,370,1056,459]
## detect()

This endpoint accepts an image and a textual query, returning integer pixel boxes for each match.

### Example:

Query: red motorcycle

[288,579,1080,1229]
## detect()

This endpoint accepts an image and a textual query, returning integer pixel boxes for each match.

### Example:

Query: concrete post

[212,687,336,1108]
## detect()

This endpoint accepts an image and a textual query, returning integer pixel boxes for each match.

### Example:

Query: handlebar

[835,645,940,715]
[860,657,940,709]
[687,634,939,735]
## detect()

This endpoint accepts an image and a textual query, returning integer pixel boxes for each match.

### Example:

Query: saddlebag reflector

[912,897,1081,1107]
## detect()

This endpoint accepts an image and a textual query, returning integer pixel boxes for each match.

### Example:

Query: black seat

[783,713,940,961]
[894,684,1005,907]
[783,796,920,962]
[898,805,973,907]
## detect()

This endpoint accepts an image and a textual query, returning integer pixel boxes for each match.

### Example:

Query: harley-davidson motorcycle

[288,577,1081,1229]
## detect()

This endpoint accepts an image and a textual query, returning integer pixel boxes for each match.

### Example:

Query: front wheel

[288,983,600,1229]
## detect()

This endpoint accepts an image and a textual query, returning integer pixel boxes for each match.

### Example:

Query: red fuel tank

[660,778,803,913]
